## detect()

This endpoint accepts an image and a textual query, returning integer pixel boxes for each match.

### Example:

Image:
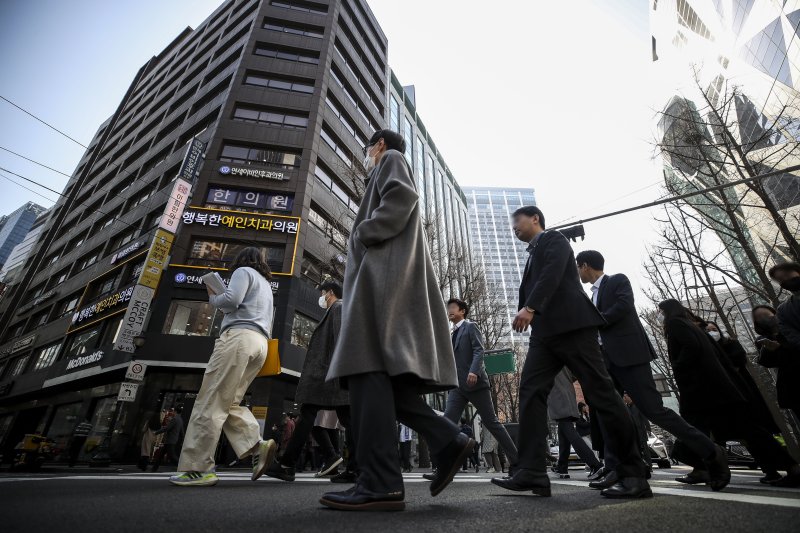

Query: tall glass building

[462,186,536,348]
[0,203,46,270]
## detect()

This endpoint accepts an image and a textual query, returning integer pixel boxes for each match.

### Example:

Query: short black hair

[512,205,546,230]
[576,250,605,271]
[768,261,800,279]
[319,280,343,299]
[174,406,183,414]
[369,129,406,153]
[447,298,470,317]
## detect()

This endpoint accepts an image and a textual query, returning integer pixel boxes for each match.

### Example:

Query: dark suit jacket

[595,273,656,367]
[777,294,800,352]
[518,230,605,338]
[452,320,490,391]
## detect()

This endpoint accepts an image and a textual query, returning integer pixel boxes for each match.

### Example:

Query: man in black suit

[491,206,650,499]
[576,250,730,489]
[443,299,519,467]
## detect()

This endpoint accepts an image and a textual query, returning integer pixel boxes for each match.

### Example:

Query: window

[100,316,124,346]
[403,118,413,163]
[93,271,121,299]
[58,294,80,317]
[254,43,319,64]
[9,356,29,377]
[320,126,354,168]
[33,343,61,371]
[308,206,347,250]
[263,18,324,38]
[313,164,358,213]
[111,229,137,250]
[64,326,101,359]
[125,259,145,284]
[188,239,285,272]
[244,72,314,94]
[232,105,308,128]
[325,96,366,147]
[389,95,400,132]
[219,142,301,168]
[270,0,328,15]
[291,312,318,348]
[163,300,223,336]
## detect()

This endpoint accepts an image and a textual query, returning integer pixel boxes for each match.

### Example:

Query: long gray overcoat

[326,149,457,393]
[547,368,580,421]
[294,301,348,406]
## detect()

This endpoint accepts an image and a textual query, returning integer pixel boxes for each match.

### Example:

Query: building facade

[0,202,46,270]
[0,0,468,463]
[651,0,800,285]
[462,186,537,349]
[0,208,51,285]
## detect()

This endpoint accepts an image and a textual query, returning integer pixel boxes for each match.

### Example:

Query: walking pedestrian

[481,422,501,473]
[266,282,357,484]
[576,250,730,491]
[754,304,800,420]
[169,247,278,486]
[67,419,92,467]
[575,402,593,451]
[438,298,519,473]
[493,207,650,499]
[399,424,413,473]
[320,130,474,512]
[139,414,161,471]
[548,369,603,479]
[658,299,800,488]
[152,407,185,472]
[768,262,800,351]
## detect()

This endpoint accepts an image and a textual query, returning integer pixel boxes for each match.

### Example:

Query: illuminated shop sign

[206,187,293,212]
[65,349,104,371]
[110,240,145,264]
[173,271,279,292]
[219,165,286,181]
[181,207,299,234]
[71,285,135,327]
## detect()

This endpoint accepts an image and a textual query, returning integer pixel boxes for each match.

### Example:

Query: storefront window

[100,316,123,347]
[32,342,62,371]
[291,312,318,348]
[162,300,223,336]
[47,402,83,460]
[188,239,284,272]
[83,397,116,460]
[64,326,101,359]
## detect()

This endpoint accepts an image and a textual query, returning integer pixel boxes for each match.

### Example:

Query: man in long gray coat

[320,129,475,512]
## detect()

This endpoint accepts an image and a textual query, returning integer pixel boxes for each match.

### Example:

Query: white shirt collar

[591,274,606,292]
[454,319,466,330]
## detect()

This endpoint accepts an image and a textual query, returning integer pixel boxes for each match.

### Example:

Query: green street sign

[484,350,515,375]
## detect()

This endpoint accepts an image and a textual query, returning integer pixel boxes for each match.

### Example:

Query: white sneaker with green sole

[169,471,218,486]
[252,439,277,481]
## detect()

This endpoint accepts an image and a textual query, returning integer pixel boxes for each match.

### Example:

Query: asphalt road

[1,466,798,533]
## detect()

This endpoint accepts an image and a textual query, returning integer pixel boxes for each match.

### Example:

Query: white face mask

[362,152,376,172]
[318,294,328,309]
[708,331,721,341]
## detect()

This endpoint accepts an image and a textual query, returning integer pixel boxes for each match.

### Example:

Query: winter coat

[294,300,348,406]
[327,150,458,393]
[547,368,580,420]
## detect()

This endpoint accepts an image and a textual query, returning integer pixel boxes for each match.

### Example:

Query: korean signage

[18,289,58,313]
[65,349,104,371]
[110,240,145,264]
[72,285,135,328]
[173,271,279,293]
[158,178,192,233]
[118,382,139,402]
[11,334,36,354]
[180,138,206,182]
[219,165,286,181]
[206,187,293,212]
[125,361,147,381]
[181,207,299,234]
[139,229,174,290]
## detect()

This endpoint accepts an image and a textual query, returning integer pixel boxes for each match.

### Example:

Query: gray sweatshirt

[209,267,273,338]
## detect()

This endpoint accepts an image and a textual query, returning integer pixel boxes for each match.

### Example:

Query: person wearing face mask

[658,299,800,488]
[755,304,800,422]
[266,281,358,484]
[321,129,472,511]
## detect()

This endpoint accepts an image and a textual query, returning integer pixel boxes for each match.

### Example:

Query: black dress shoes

[320,484,405,512]
[422,471,436,481]
[491,470,551,497]
[587,465,608,480]
[600,477,653,499]
[330,470,357,484]
[675,468,710,485]
[429,433,476,496]
[703,445,731,491]
[588,470,618,489]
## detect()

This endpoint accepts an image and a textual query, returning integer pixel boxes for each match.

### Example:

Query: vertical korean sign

[115,138,206,352]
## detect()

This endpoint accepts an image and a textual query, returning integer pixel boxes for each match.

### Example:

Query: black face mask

[780,278,800,292]
[756,316,779,333]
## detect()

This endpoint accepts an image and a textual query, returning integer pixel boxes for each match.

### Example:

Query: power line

[549,163,800,231]
[0,170,58,204]
[0,146,73,178]
[0,167,66,197]
[0,95,89,149]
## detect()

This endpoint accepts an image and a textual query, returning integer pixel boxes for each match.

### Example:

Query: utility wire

[549,163,800,231]
[0,146,74,178]
[0,170,58,204]
[0,167,66,197]
[0,95,89,149]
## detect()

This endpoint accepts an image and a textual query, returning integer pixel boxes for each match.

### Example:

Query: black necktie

[452,327,459,348]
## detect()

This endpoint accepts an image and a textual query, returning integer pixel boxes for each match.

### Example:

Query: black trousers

[517,328,646,479]
[349,372,461,493]
[151,443,179,471]
[556,418,601,469]
[399,441,412,470]
[601,359,716,469]
[282,404,356,472]
[444,386,519,465]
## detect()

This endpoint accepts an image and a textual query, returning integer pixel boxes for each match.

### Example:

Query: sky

[0,0,665,303]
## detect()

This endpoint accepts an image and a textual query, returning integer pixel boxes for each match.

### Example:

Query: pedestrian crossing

[1,470,798,508]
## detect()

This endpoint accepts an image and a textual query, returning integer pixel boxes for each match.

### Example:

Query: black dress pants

[516,327,646,479]
[601,360,716,469]
[556,418,601,469]
[282,404,357,472]
[349,372,461,493]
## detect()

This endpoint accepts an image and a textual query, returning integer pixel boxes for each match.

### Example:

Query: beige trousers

[178,328,267,472]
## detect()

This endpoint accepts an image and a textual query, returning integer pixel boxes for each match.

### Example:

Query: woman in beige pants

[170,247,277,486]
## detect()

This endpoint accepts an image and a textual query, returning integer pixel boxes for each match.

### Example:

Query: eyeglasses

[363,143,375,156]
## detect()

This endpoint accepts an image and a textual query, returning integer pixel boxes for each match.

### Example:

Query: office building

[0,0,468,463]
[0,208,51,285]
[0,202,46,270]
[462,186,537,348]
